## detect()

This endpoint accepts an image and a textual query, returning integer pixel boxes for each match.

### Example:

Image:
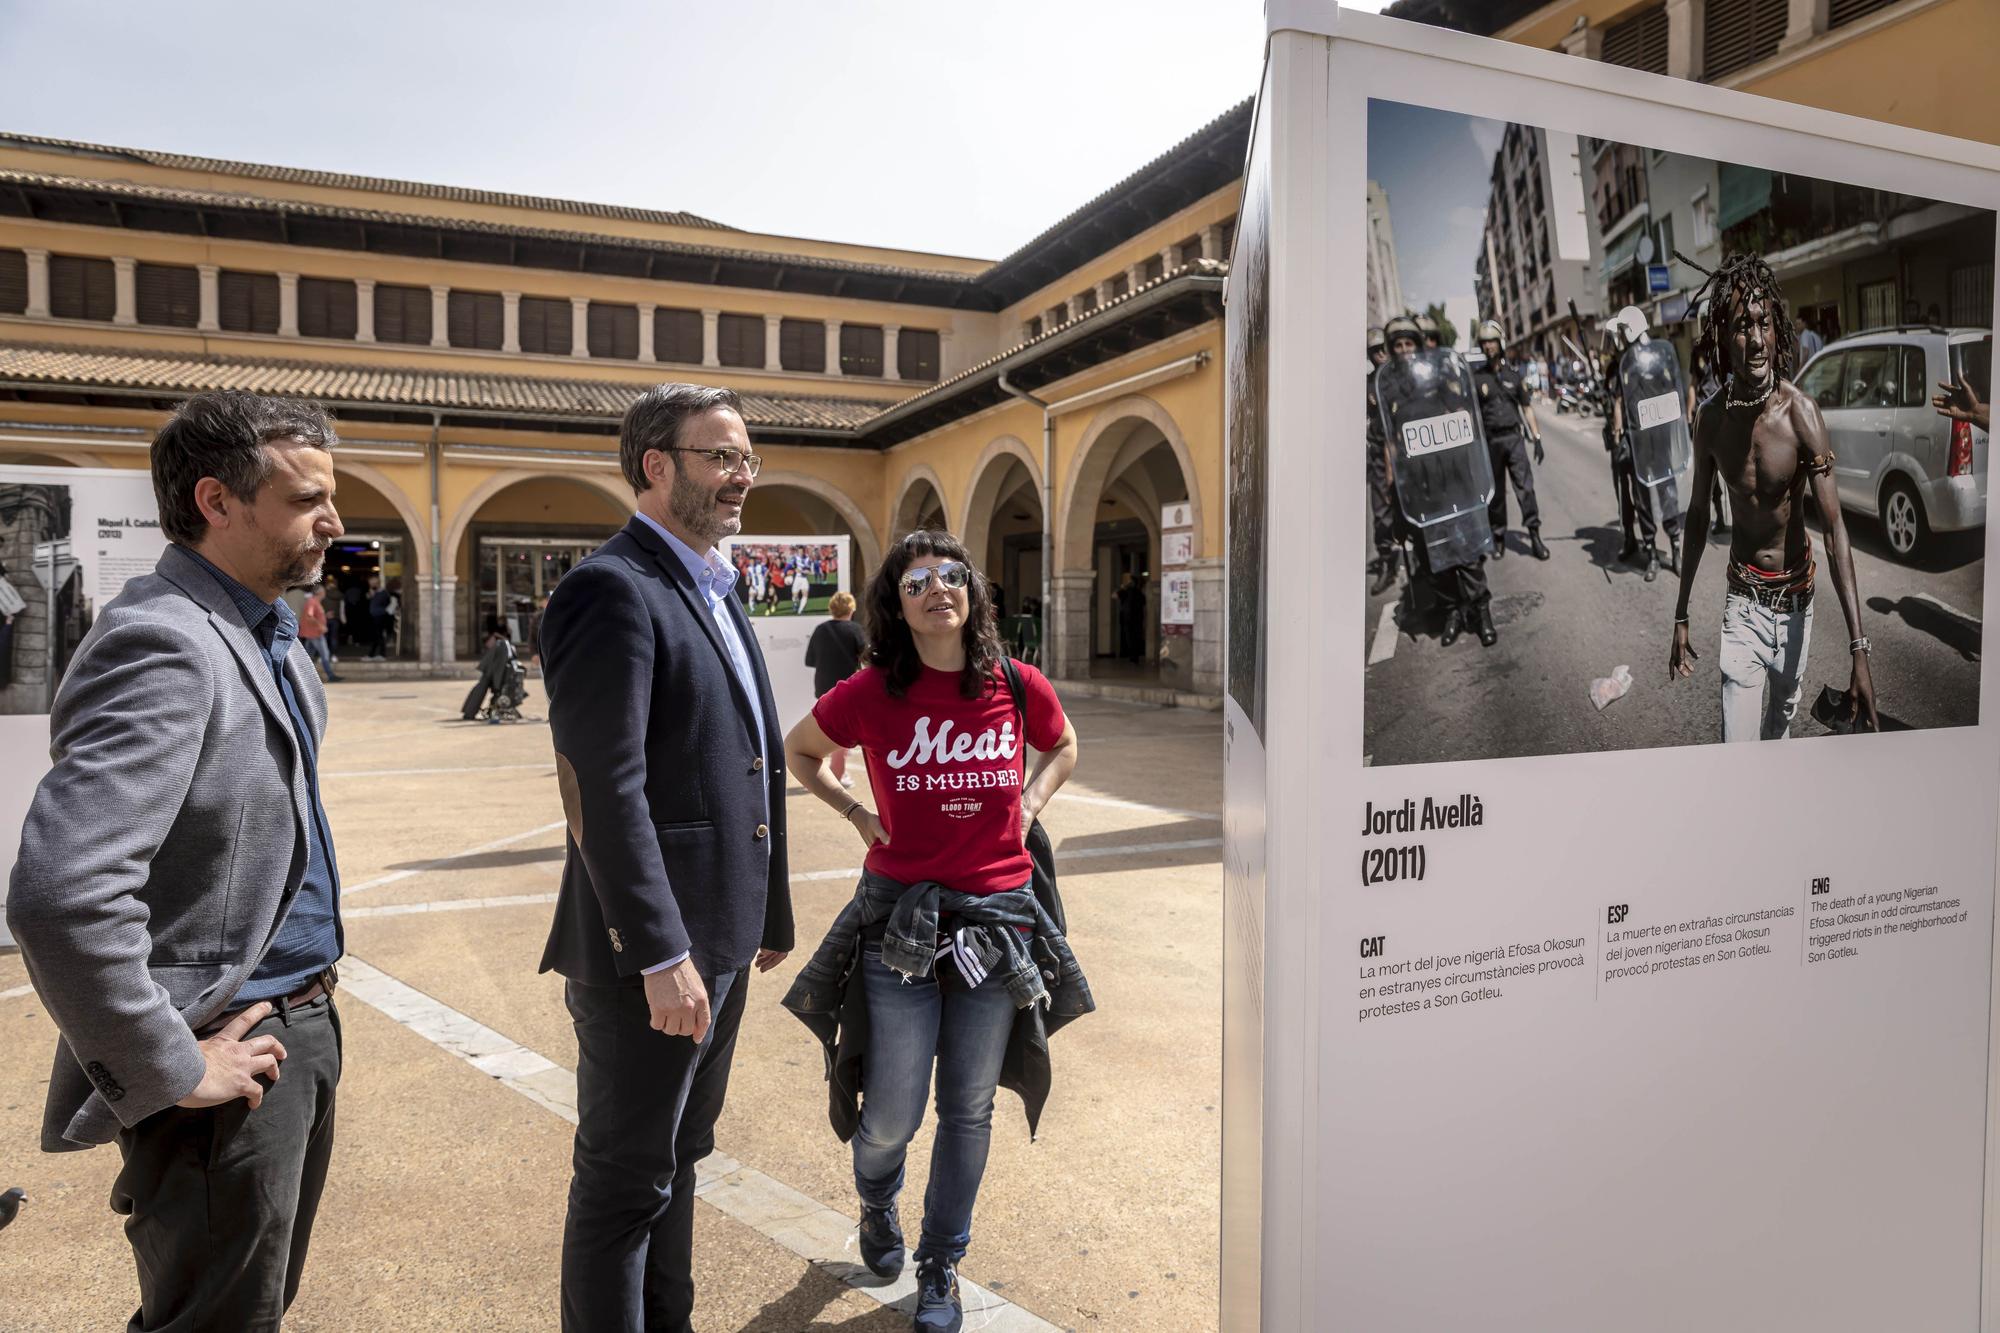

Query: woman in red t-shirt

[785,530,1078,1330]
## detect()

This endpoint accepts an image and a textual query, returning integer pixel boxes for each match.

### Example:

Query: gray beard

[668,475,738,548]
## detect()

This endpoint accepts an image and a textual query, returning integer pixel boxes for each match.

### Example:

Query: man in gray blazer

[8,390,347,1331]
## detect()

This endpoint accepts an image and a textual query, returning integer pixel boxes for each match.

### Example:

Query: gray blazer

[7,544,322,1151]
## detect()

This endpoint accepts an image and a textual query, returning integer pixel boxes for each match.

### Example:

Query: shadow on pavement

[1866,594,1984,660]
[730,1268,909,1332]
[384,845,564,872]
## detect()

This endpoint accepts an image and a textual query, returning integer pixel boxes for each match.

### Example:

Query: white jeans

[1719,593,1813,741]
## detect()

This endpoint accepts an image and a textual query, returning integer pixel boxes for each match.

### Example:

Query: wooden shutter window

[839,323,884,377]
[50,255,114,321]
[447,290,504,350]
[374,283,432,345]
[898,328,940,382]
[587,302,639,360]
[297,278,358,339]
[716,313,763,367]
[1142,255,1165,284]
[0,248,26,315]
[1175,234,1203,266]
[218,270,279,333]
[1829,0,1897,26]
[654,307,703,363]
[136,262,199,327]
[518,297,572,355]
[1704,0,1785,81]
[779,317,826,372]
[1602,4,1669,75]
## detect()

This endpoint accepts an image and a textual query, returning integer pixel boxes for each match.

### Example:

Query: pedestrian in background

[804,589,866,787]
[7,390,347,1330]
[300,582,342,682]
[321,573,344,660]
[367,575,399,660]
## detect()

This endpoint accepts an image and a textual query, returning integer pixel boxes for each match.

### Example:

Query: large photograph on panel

[1361,97,1993,766]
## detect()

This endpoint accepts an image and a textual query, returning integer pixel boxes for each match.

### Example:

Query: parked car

[1793,326,1991,561]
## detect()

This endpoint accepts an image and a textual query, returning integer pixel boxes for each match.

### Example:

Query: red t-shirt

[813,660,1067,896]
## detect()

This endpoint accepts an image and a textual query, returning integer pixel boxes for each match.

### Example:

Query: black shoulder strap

[999,655,1026,723]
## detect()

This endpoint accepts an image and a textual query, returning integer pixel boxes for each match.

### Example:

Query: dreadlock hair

[1690,252,1799,386]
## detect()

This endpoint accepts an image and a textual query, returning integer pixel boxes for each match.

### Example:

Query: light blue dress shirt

[633,511,770,974]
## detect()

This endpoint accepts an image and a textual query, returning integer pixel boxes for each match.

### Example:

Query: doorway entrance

[327,533,410,660]
[478,537,596,645]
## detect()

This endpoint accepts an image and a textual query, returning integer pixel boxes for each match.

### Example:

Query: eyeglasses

[900,560,971,599]
[667,446,762,478]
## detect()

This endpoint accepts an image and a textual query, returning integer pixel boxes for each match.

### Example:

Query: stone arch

[959,434,1044,576]
[441,468,631,566]
[1057,393,1201,569]
[890,463,951,541]
[750,468,883,574]
[333,459,433,576]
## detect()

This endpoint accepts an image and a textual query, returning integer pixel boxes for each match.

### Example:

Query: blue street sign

[1647,264,1672,293]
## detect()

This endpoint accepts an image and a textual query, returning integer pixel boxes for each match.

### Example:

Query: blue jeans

[853,945,1016,1264]
[301,634,335,679]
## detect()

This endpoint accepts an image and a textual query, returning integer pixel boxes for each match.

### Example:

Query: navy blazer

[537,516,793,984]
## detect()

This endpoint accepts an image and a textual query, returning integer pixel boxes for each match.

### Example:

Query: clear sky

[1367,96,1506,332]
[0,0,1396,261]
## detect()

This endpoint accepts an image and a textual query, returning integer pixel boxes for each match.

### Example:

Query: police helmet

[1413,314,1439,335]
[1383,315,1421,346]
[1367,325,1386,352]
[1613,305,1649,347]
[1476,320,1506,346]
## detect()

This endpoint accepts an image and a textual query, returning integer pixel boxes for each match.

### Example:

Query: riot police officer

[1473,320,1550,561]
[1606,306,1689,582]
[1414,312,1442,351]
[1378,316,1497,647]
[1365,326,1398,594]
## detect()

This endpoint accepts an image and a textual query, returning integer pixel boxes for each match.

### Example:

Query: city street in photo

[1362,97,1993,766]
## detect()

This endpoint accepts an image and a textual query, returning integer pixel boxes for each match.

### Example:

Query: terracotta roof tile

[0,168,986,289]
[0,133,734,232]
[0,342,890,431]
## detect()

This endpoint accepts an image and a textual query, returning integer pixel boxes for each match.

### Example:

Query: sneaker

[857,1202,904,1279]
[839,775,856,790]
[913,1254,962,1332]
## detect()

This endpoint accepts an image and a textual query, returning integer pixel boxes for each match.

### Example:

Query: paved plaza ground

[0,678,1225,1332]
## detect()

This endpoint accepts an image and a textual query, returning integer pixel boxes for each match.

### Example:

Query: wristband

[1850,636,1870,655]
[1673,614,1689,625]
[839,800,863,822]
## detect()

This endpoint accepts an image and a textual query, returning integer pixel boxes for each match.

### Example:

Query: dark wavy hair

[862,529,1005,700]
[1692,252,1798,385]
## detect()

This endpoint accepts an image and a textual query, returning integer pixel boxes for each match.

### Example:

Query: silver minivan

[1794,327,1991,561]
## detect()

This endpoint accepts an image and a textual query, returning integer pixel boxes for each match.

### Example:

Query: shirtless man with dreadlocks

[1668,253,1879,740]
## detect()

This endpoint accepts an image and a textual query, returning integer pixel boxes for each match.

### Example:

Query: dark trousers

[1486,430,1540,535]
[561,967,750,1333]
[1613,453,1680,549]
[1428,558,1490,614]
[1367,440,1398,561]
[110,996,341,1333]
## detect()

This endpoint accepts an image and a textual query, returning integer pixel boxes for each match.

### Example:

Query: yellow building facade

[0,108,1243,695]
[1483,0,1997,146]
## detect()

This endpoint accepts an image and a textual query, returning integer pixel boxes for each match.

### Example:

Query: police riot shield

[1375,347,1496,571]
[1620,339,1692,521]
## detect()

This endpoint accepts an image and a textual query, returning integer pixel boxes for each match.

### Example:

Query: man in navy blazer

[537,383,794,1333]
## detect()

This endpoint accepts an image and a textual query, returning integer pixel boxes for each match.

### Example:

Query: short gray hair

[151,391,337,545]
[619,383,743,495]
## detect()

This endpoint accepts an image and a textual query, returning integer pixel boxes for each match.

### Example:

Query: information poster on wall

[1227,10,2000,1331]
[0,464,168,944]
[720,533,851,736]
